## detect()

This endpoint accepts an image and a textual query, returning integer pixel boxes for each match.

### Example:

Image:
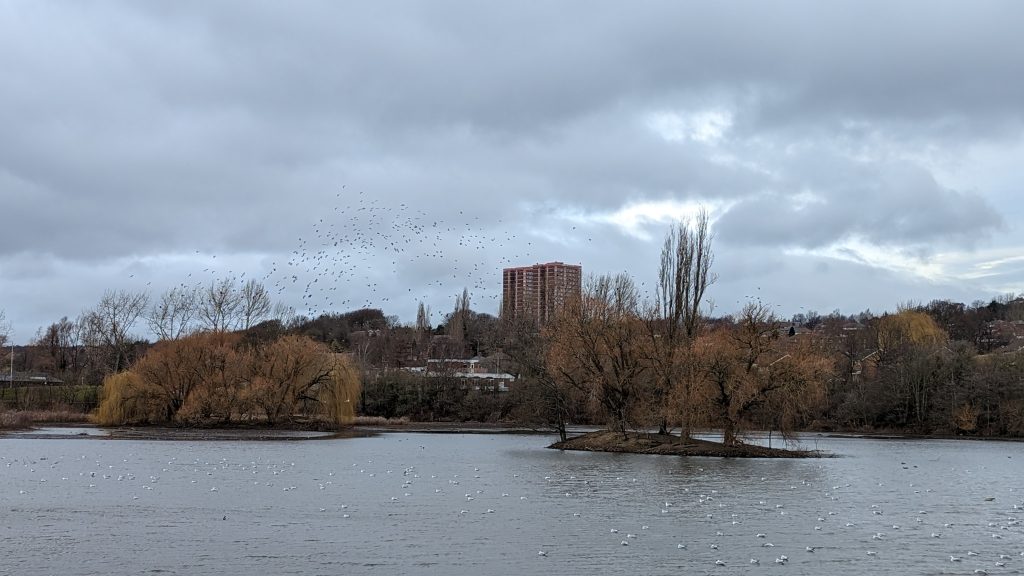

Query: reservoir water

[2,431,1022,575]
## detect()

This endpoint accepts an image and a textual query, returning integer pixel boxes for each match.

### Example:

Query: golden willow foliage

[321,357,359,426]
[876,310,948,354]
[680,305,834,446]
[95,372,163,426]
[544,274,650,439]
[95,333,360,429]
[680,302,831,446]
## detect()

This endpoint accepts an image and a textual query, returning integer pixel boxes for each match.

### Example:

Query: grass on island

[550,429,822,458]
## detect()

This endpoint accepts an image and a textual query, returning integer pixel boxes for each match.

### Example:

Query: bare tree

[82,289,150,373]
[416,301,432,332]
[195,278,275,333]
[646,209,716,437]
[198,278,241,332]
[0,308,9,349]
[415,301,432,360]
[271,302,300,328]
[658,209,716,341]
[39,316,83,374]
[147,286,199,341]
[239,279,272,330]
[447,288,471,343]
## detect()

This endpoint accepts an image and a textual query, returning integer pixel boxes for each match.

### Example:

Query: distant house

[0,372,65,387]
[980,320,1024,352]
[403,355,517,392]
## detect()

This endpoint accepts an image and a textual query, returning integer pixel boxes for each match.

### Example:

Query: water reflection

[1,433,1022,575]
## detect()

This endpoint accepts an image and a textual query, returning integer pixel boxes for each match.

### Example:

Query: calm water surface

[2,432,1023,575]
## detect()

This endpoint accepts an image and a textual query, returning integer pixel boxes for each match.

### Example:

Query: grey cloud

[2,1,1024,339]
[709,244,985,317]
[714,150,1003,251]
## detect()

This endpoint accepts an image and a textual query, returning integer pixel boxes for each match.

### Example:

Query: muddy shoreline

[549,430,824,458]
[3,420,1021,446]
[0,421,556,441]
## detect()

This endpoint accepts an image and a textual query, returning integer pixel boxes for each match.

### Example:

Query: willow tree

[319,353,360,427]
[697,301,831,446]
[95,332,360,429]
[242,335,360,427]
[504,313,578,441]
[95,371,164,425]
[646,209,716,438]
[874,310,949,428]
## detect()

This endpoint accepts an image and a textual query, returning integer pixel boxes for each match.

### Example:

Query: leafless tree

[239,279,273,330]
[270,302,301,328]
[415,301,432,360]
[416,301,432,332]
[198,278,242,332]
[147,286,199,341]
[446,288,471,345]
[658,209,716,341]
[646,209,716,437]
[196,278,275,333]
[82,289,150,373]
[39,316,84,374]
[0,308,9,349]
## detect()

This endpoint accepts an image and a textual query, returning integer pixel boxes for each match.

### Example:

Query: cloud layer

[1,1,1022,339]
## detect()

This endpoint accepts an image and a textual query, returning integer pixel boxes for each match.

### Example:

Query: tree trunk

[723,420,737,446]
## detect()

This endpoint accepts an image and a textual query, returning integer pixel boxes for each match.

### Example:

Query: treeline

[324,214,1024,442]
[515,265,1024,441]
[4,215,1024,438]
[3,278,362,428]
[814,303,1024,436]
[7,277,294,391]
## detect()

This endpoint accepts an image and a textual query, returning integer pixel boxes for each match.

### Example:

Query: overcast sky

[2,1,1023,342]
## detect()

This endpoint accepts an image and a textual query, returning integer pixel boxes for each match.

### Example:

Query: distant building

[403,355,517,392]
[502,261,582,325]
[0,372,64,387]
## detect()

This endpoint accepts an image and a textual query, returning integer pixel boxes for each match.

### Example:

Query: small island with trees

[3,211,1024,458]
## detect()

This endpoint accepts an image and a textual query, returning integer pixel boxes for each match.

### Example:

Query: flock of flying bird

[145,190,551,323]
[268,190,533,319]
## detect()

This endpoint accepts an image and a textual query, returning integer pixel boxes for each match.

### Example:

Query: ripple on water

[1,433,1022,576]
